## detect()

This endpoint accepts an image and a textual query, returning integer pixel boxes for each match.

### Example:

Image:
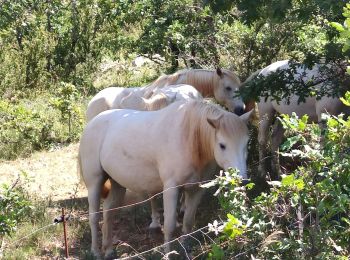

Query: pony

[120,92,174,111]
[144,68,245,114]
[85,68,243,122]
[90,84,204,225]
[79,100,252,257]
[85,86,146,122]
[119,84,203,111]
[244,60,350,178]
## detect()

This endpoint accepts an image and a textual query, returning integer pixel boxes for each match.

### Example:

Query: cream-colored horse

[146,68,245,114]
[120,84,203,111]
[86,86,146,122]
[86,68,243,122]
[93,84,204,228]
[245,60,350,178]
[86,83,204,121]
[79,100,252,257]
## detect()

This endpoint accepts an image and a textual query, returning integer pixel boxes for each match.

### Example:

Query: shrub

[0,180,32,237]
[0,100,55,159]
[207,92,350,259]
[50,82,84,141]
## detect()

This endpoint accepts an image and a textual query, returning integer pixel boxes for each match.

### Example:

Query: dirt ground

[0,143,216,259]
[0,143,86,201]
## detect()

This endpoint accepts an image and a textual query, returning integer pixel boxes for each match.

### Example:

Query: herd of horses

[78,60,349,257]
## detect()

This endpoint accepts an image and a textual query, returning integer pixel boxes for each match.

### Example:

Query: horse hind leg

[102,178,126,258]
[85,173,106,257]
[162,182,179,253]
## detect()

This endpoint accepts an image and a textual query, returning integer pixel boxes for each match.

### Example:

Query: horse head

[207,109,253,179]
[214,68,246,115]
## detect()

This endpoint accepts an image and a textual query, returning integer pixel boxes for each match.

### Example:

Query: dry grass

[0,142,218,259]
[0,143,86,201]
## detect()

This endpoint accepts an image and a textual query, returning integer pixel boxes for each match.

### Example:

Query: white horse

[86,68,244,121]
[119,84,203,111]
[145,68,244,114]
[245,60,350,178]
[79,100,252,257]
[85,86,146,122]
[96,84,204,227]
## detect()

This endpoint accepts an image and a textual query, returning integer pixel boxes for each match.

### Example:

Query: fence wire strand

[116,223,217,260]
[7,223,57,247]
[4,169,263,258]
[76,179,216,219]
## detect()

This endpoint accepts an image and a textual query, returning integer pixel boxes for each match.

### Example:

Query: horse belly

[272,97,318,122]
[102,157,163,194]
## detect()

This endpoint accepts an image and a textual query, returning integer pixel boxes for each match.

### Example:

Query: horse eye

[225,86,232,91]
[219,143,226,150]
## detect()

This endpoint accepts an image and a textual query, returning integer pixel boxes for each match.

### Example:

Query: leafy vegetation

[1,0,350,258]
[208,92,350,258]
[0,179,32,237]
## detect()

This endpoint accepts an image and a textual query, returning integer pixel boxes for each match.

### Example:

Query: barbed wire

[4,178,222,250]
[6,223,57,248]
[116,223,218,260]
[3,167,269,257]
[76,179,217,219]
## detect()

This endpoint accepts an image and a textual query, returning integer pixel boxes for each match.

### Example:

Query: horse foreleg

[271,120,285,179]
[182,188,204,234]
[102,179,126,257]
[149,197,162,231]
[258,111,275,178]
[180,187,205,256]
[162,182,179,253]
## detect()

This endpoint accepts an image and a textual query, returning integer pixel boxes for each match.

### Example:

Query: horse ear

[207,114,223,129]
[239,109,254,124]
[216,68,223,78]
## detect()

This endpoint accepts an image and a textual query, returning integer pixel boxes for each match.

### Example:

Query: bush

[0,180,32,237]
[0,100,55,159]
[50,82,84,141]
[207,92,350,259]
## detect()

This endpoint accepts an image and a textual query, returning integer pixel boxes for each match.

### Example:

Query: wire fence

[3,178,234,259]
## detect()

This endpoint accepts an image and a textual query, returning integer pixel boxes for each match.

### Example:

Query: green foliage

[50,82,83,140]
[331,3,350,52]
[0,99,55,159]
[0,180,32,237]
[207,92,350,258]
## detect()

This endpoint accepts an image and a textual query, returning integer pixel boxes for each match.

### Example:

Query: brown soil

[0,143,216,259]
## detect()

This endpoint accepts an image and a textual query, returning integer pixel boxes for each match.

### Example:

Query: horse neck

[180,70,216,98]
[182,102,216,171]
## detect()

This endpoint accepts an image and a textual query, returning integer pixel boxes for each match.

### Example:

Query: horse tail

[101,179,111,199]
[77,145,86,186]
[78,144,111,198]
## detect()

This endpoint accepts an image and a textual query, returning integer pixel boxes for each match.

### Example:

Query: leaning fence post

[62,208,69,258]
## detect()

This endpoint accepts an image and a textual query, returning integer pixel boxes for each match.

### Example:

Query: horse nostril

[234,107,244,116]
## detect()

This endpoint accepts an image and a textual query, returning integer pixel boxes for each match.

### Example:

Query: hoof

[89,250,102,260]
[149,225,162,234]
[104,250,116,260]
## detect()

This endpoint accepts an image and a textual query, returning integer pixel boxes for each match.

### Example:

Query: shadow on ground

[53,191,219,259]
